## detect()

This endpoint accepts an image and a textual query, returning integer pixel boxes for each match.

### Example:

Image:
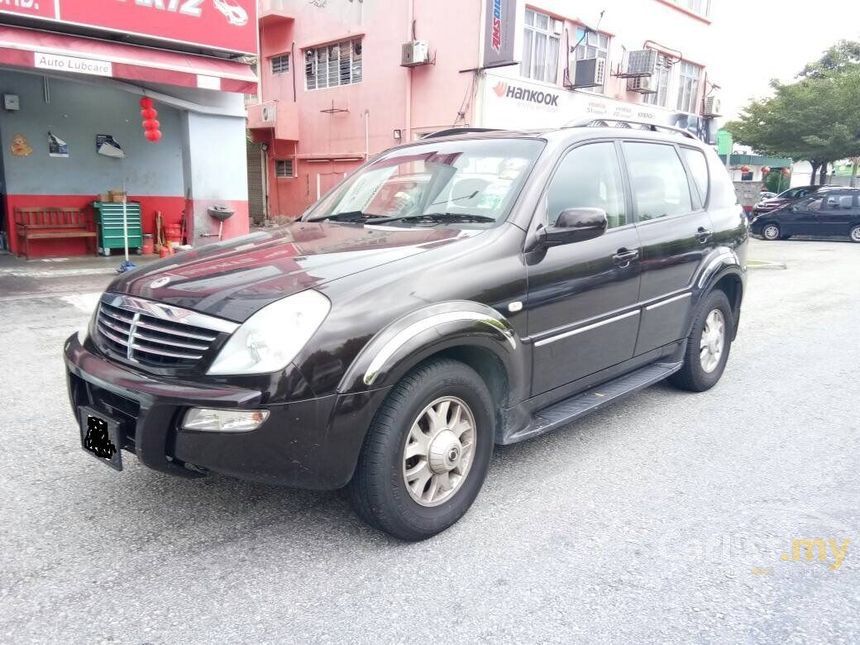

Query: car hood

[109,222,474,322]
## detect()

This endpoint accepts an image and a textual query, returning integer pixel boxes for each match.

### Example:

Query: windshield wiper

[307,210,371,223]
[368,212,497,225]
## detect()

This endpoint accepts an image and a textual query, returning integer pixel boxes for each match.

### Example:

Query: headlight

[207,290,330,376]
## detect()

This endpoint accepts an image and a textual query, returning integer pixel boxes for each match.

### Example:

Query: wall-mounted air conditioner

[703,96,722,117]
[627,76,657,94]
[552,19,563,35]
[623,49,659,78]
[261,104,277,124]
[573,58,606,88]
[401,41,431,67]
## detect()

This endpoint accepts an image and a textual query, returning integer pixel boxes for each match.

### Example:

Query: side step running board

[505,361,683,444]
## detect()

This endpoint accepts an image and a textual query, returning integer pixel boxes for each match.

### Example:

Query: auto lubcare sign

[482,0,517,68]
[0,0,257,55]
[35,52,112,77]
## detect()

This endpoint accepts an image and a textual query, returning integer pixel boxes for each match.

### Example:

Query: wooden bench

[14,207,97,259]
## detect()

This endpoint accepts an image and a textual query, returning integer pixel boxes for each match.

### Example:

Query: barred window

[676,61,701,114]
[521,9,560,84]
[643,53,672,108]
[271,54,290,75]
[305,38,363,90]
[275,159,294,178]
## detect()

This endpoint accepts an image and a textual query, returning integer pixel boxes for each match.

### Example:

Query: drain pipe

[405,0,414,143]
[364,109,370,159]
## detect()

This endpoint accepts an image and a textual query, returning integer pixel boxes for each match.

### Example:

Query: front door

[620,141,716,355]
[526,141,642,396]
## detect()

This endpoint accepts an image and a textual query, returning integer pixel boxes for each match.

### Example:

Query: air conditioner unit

[573,58,606,88]
[627,75,657,94]
[260,104,277,124]
[552,19,563,35]
[703,95,722,117]
[624,49,659,77]
[401,41,431,67]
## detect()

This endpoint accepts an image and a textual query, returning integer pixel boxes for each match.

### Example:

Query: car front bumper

[64,333,389,489]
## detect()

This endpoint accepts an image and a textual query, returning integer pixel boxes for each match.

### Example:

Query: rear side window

[680,147,709,204]
[623,142,692,221]
[703,147,738,209]
[545,142,628,229]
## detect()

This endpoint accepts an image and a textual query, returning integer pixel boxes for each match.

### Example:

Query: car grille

[95,294,239,370]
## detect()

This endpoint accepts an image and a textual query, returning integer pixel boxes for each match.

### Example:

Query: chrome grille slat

[95,295,236,369]
[133,319,218,342]
[133,331,210,352]
[131,344,203,361]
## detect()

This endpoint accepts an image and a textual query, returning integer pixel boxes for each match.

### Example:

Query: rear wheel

[850,225,860,243]
[762,223,781,240]
[348,358,494,541]
[669,290,734,392]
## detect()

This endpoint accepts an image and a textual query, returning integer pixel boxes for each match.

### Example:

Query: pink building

[250,0,719,220]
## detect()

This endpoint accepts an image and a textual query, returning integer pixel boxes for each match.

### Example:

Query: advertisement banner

[0,0,257,55]
[483,0,517,69]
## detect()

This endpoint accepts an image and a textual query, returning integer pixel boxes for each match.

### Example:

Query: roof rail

[567,118,698,140]
[422,127,501,139]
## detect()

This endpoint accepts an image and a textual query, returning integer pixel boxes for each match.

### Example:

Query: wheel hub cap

[429,430,462,473]
[402,396,476,507]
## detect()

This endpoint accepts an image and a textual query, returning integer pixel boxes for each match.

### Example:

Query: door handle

[612,248,640,268]
[696,227,713,244]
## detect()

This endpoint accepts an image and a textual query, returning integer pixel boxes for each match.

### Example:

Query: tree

[726,43,860,185]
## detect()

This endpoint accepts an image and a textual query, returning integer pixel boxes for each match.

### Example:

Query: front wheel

[348,358,495,541]
[762,223,781,240]
[850,224,860,243]
[669,290,734,392]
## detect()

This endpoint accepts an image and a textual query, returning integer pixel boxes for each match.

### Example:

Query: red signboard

[0,0,257,55]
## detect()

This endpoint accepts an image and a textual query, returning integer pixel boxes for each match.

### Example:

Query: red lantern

[140,108,158,120]
[782,167,791,176]
[139,97,154,110]
[740,165,751,173]
[761,166,771,175]
[142,119,161,131]
[145,129,163,142]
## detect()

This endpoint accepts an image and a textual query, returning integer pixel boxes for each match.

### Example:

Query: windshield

[304,138,546,225]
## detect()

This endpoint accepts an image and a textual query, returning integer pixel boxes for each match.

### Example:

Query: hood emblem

[150,277,171,289]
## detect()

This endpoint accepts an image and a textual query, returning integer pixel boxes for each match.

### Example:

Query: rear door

[621,141,716,356]
[526,140,642,396]
[816,193,856,236]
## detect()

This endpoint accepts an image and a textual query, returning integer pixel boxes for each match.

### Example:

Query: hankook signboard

[0,0,257,56]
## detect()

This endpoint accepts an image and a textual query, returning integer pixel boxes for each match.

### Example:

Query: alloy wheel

[699,309,726,374]
[850,226,860,243]
[763,224,780,240]
[402,396,476,507]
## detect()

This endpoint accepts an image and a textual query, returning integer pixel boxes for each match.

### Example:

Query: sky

[709,0,860,120]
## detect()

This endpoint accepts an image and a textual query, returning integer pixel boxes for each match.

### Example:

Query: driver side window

[545,142,627,228]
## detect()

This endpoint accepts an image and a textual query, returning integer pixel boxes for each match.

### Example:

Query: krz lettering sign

[0,0,257,55]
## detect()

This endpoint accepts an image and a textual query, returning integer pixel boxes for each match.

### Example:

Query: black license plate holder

[79,407,123,471]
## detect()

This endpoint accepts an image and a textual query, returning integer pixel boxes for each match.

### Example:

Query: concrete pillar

[181,102,249,245]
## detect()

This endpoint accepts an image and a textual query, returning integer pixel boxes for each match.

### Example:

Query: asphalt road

[1,239,858,644]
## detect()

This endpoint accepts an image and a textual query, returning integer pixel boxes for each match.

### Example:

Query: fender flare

[690,247,746,336]
[337,300,528,404]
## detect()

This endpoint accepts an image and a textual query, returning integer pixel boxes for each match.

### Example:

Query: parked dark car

[751,189,860,242]
[65,123,748,540]
[751,185,837,217]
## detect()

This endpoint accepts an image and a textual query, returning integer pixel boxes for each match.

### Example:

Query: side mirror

[540,208,608,247]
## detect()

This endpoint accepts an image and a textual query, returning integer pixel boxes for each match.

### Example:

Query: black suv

[65,123,748,540]
[751,188,860,242]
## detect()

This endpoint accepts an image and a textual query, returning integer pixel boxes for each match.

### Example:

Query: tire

[762,223,781,240]
[850,225,860,243]
[668,290,734,393]
[348,358,495,541]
